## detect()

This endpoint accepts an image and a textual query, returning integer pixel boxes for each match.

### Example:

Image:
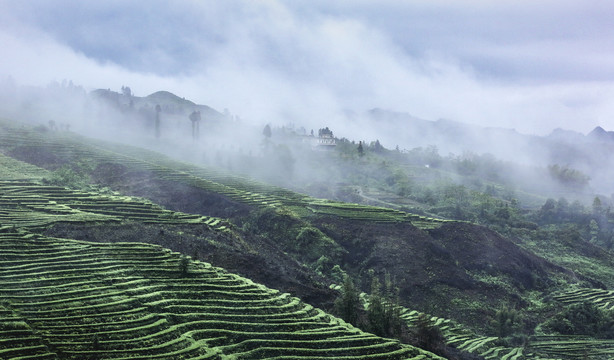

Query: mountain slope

[364,109,614,196]
[0,120,586,321]
[2,118,614,359]
[0,122,441,359]
[0,230,437,360]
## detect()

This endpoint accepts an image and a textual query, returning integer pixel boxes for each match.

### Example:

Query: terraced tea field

[0,230,441,359]
[352,289,513,359]
[553,288,614,311]
[365,293,614,359]
[0,176,228,233]
[406,307,614,360]
[82,141,450,229]
[398,306,614,360]
[3,121,614,359]
[306,200,453,228]
[0,121,453,230]
[0,148,232,232]
[527,335,614,359]
[0,122,445,358]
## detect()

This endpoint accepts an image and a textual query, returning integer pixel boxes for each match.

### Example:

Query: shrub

[490,307,523,338]
[179,255,190,277]
[544,302,614,339]
[43,160,94,189]
[296,227,322,249]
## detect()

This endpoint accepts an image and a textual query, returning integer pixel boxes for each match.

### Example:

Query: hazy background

[2,0,614,137]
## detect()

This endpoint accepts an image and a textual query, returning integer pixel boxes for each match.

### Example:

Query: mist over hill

[2,80,613,204]
[358,108,614,196]
[3,3,614,358]
[2,82,614,358]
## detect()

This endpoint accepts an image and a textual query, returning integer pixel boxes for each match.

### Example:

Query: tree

[319,127,333,137]
[121,85,132,97]
[263,124,272,138]
[389,169,411,197]
[548,164,590,189]
[44,160,93,189]
[589,219,600,244]
[569,200,586,220]
[155,104,161,139]
[179,255,190,277]
[373,139,384,153]
[334,275,361,325]
[189,110,201,139]
[367,277,387,336]
[494,203,511,221]
[357,141,364,157]
[552,197,570,222]
[424,145,442,167]
[491,308,523,338]
[593,196,603,215]
[538,198,557,224]
[366,273,404,339]
[414,314,445,354]
[544,302,614,338]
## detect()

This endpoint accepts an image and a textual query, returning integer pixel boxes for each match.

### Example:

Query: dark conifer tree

[263,124,272,138]
[155,104,161,139]
[189,110,201,140]
[334,275,361,325]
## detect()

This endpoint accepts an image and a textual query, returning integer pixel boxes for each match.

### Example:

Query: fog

[2,1,614,204]
[1,79,613,208]
[3,1,614,134]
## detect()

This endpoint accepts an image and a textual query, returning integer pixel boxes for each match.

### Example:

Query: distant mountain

[146,90,197,105]
[363,109,614,194]
[587,125,614,142]
[91,88,225,120]
[363,109,542,164]
[548,127,586,143]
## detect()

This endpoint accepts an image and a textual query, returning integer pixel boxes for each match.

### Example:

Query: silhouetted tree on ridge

[189,110,201,140]
[155,104,161,139]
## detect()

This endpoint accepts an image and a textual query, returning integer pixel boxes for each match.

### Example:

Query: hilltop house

[313,127,336,149]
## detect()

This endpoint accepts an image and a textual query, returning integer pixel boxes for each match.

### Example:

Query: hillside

[1,117,614,359]
[362,109,614,197]
[0,120,571,317]
[0,122,441,359]
[0,232,438,359]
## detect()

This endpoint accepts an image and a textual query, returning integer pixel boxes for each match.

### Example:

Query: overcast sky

[1,0,614,135]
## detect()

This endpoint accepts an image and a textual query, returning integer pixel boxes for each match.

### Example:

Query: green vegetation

[0,120,445,359]
[334,275,361,326]
[2,118,614,359]
[543,302,614,338]
[0,176,226,231]
[44,159,94,189]
[547,164,590,189]
[0,230,439,359]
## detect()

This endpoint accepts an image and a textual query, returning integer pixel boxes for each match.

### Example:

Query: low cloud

[1,0,614,138]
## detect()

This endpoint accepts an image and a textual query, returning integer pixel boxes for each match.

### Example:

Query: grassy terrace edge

[0,230,443,360]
